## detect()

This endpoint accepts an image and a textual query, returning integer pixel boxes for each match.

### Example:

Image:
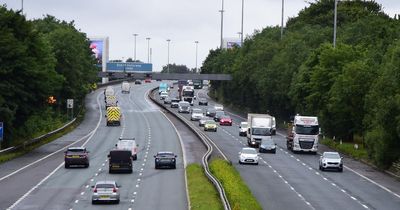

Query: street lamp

[195,41,199,73]
[333,0,338,48]
[219,0,225,48]
[167,39,171,73]
[146,37,151,63]
[241,0,244,44]
[133,34,138,61]
[281,0,285,39]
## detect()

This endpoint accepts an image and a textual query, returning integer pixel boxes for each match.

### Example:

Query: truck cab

[286,115,319,153]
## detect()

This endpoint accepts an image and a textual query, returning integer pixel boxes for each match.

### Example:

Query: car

[178,101,191,113]
[198,98,208,106]
[204,120,217,132]
[64,147,89,168]
[91,181,121,204]
[238,147,259,165]
[214,110,225,122]
[134,79,142,84]
[199,116,212,127]
[259,137,276,153]
[219,115,232,126]
[319,152,343,172]
[205,108,217,117]
[239,122,248,136]
[160,91,168,100]
[154,151,177,169]
[108,149,133,173]
[164,96,172,104]
[145,78,151,83]
[171,97,180,103]
[191,108,203,121]
[169,84,174,89]
[214,104,224,111]
[171,102,179,108]
[116,138,139,160]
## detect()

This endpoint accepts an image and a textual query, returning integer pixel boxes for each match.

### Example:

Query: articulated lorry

[286,115,319,153]
[247,114,274,147]
[179,85,195,105]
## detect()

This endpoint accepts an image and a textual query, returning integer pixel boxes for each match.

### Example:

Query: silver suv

[91,181,121,204]
[319,152,343,172]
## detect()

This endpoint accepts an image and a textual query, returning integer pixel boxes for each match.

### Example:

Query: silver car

[92,181,121,204]
[191,108,203,121]
[319,152,343,172]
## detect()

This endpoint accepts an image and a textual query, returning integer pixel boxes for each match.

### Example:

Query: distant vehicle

[160,91,169,100]
[191,108,203,121]
[116,138,138,160]
[238,147,259,165]
[106,107,121,126]
[91,181,121,204]
[199,116,211,127]
[121,81,130,94]
[104,86,115,101]
[171,97,180,103]
[239,122,248,136]
[169,84,174,89]
[319,152,343,172]
[259,138,276,153]
[108,150,133,173]
[193,79,203,89]
[159,83,168,94]
[164,96,172,104]
[287,115,319,153]
[204,120,217,132]
[214,110,225,122]
[154,151,177,169]
[134,79,142,85]
[145,78,151,83]
[198,98,208,106]
[170,102,179,108]
[247,113,274,147]
[105,95,118,109]
[214,104,224,111]
[219,115,232,126]
[178,101,191,113]
[205,108,217,117]
[180,85,195,105]
[64,147,89,168]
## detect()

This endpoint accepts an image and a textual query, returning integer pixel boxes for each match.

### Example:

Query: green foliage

[321,138,368,160]
[187,164,223,210]
[210,159,262,210]
[161,63,192,73]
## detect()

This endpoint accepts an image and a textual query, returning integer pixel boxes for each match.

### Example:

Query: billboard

[89,40,104,65]
[223,38,242,49]
[106,62,152,72]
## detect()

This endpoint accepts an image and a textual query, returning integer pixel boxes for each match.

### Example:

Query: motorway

[156,85,400,210]
[0,82,188,210]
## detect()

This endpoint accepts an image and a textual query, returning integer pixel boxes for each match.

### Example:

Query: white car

[239,122,248,136]
[214,104,224,111]
[190,108,203,121]
[116,138,139,160]
[160,91,168,100]
[319,152,343,172]
[238,147,259,165]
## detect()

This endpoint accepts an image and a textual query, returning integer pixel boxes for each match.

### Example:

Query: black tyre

[172,164,176,169]
[65,164,69,169]
[339,167,343,172]
[272,149,276,154]
[255,162,259,165]
[238,160,242,164]
[92,200,96,204]
[133,155,137,160]
[85,163,89,168]
[115,199,120,204]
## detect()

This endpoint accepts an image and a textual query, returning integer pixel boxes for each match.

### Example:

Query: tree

[161,64,191,73]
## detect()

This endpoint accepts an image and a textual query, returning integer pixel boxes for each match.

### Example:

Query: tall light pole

[195,41,199,73]
[333,0,338,48]
[167,39,171,73]
[241,0,244,44]
[146,37,151,63]
[133,34,138,61]
[280,0,285,39]
[219,0,225,48]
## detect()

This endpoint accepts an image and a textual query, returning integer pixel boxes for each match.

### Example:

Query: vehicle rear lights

[113,187,117,193]
[93,188,97,193]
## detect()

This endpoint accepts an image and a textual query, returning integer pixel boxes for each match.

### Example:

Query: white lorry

[104,86,115,101]
[121,81,130,94]
[246,113,274,147]
[286,115,319,153]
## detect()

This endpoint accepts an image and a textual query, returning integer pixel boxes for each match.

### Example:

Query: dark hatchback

[205,108,217,117]
[214,110,225,122]
[65,147,89,168]
[154,151,177,169]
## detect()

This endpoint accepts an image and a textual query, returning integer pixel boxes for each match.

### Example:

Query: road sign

[0,122,4,142]
[67,99,74,109]
[106,62,152,72]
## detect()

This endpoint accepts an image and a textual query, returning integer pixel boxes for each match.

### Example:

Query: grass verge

[320,138,368,160]
[210,159,262,210]
[187,163,223,210]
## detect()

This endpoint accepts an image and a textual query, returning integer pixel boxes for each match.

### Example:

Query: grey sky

[2,0,399,72]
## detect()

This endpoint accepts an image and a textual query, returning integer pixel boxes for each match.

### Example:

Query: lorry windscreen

[295,125,319,135]
[183,90,194,97]
[252,128,271,136]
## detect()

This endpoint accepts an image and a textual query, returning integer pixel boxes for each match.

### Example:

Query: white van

[121,81,130,94]
[116,138,138,160]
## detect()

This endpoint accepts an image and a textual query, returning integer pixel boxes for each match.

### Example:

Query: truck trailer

[246,113,274,147]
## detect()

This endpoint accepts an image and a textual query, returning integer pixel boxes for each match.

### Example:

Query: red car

[219,116,232,126]
[145,78,151,83]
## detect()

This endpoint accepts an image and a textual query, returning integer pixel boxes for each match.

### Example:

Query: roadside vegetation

[210,159,262,210]
[201,0,400,169]
[187,164,223,210]
[0,6,97,148]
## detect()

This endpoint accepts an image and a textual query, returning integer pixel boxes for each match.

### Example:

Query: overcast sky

[2,0,399,72]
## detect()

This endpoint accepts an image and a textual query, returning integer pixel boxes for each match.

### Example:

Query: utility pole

[219,0,225,48]
[333,0,338,48]
[281,0,285,39]
[133,34,138,61]
[146,37,151,63]
[167,39,171,73]
[195,41,199,73]
[241,0,244,44]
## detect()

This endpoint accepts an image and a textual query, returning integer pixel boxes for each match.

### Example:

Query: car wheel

[85,163,89,168]
[92,200,96,204]
[106,122,109,126]
[172,164,176,169]
[133,155,137,160]
[238,160,242,164]
[214,129,217,132]
[115,199,120,204]
[155,164,159,169]
[319,165,323,171]
[65,164,69,169]
[272,149,276,154]
[339,167,343,172]
[255,162,259,165]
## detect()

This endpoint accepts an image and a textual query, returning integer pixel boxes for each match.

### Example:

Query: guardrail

[148,87,231,210]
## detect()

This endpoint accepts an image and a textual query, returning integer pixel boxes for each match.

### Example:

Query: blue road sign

[0,122,3,142]
[106,62,152,72]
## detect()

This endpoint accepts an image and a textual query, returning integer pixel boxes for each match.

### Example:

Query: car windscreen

[252,128,271,136]
[241,123,248,128]
[192,109,202,114]
[67,148,85,153]
[216,111,224,116]
[242,149,257,154]
[157,153,174,158]
[262,139,274,145]
[206,120,216,124]
[96,184,114,188]
[324,153,340,159]
[207,108,216,113]
[295,125,319,135]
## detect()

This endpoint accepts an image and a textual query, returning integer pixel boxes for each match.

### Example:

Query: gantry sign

[97,72,232,81]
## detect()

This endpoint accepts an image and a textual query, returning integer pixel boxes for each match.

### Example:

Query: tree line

[0,6,97,147]
[201,0,400,168]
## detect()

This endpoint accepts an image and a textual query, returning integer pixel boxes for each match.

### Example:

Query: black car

[214,110,225,122]
[198,98,208,106]
[134,80,142,84]
[65,147,89,168]
[154,151,177,169]
[205,108,216,117]
[171,97,180,103]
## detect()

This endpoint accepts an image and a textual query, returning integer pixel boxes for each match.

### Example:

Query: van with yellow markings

[106,106,121,126]
[105,95,118,109]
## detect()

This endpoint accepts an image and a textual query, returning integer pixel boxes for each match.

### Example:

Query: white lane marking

[85,185,89,188]
[75,200,79,204]
[80,192,84,195]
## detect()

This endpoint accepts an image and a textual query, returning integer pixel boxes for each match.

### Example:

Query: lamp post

[146,37,151,63]
[21,0,24,14]
[133,34,138,61]
[219,0,225,48]
[241,0,244,44]
[167,39,171,73]
[333,0,338,48]
[195,41,199,73]
[281,0,285,39]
